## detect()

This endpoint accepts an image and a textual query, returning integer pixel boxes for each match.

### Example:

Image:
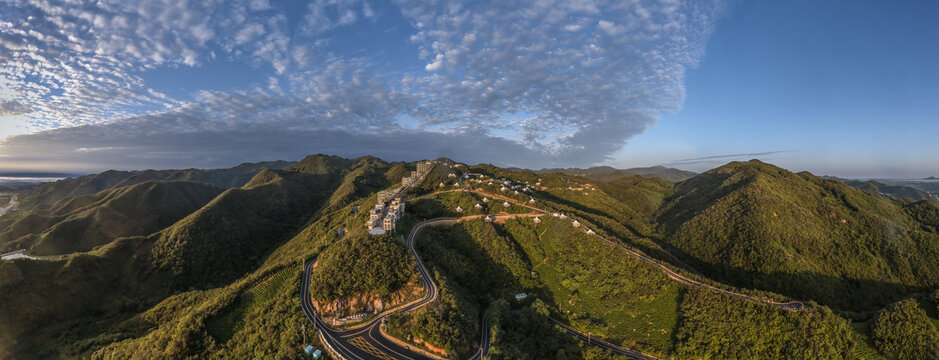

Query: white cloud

[597,20,625,35]
[0,0,729,170]
[424,54,445,71]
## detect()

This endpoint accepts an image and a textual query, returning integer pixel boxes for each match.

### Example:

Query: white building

[533,217,541,224]
[455,206,463,213]
[586,228,595,235]
[503,201,511,208]
[475,203,483,210]
[572,220,581,228]
[483,197,489,203]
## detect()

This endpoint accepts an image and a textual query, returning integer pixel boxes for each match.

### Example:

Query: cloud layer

[0,0,727,171]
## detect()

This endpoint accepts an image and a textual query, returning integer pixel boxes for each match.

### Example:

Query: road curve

[463,187,805,312]
[302,217,477,360]
[302,182,801,359]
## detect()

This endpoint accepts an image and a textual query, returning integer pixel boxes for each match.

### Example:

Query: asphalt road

[302,218,470,360]
[547,318,658,360]
[300,176,802,359]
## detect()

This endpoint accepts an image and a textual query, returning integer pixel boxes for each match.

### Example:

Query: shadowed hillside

[1,155,936,359]
[0,181,223,255]
[655,160,939,312]
[17,161,293,210]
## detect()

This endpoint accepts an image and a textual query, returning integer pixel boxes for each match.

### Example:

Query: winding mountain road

[300,175,803,359]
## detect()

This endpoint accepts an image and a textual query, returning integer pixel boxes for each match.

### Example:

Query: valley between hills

[1,155,937,359]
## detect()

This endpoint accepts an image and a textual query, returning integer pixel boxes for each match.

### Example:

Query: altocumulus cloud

[0,0,727,171]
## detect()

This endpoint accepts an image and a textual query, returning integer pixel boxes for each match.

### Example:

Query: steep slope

[150,155,349,289]
[655,160,939,311]
[0,235,172,358]
[0,155,393,358]
[596,174,673,220]
[0,181,223,255]
[17,161,293,210]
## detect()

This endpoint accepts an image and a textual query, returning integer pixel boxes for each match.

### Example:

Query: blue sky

[608,0,939,178]
[0,0,936,178]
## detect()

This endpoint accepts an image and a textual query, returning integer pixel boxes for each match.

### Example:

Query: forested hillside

[655,160,939,312]
[1,155,937,359]
[0,181,222,255]
[0,155,402,358]
[17,160,293,209]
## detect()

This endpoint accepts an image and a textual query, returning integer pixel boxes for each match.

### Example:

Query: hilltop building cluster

[367,160,436,235]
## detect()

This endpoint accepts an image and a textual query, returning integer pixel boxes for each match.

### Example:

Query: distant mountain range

[536,165,697,182]
[824,176,939,202]
[0,155,936,359]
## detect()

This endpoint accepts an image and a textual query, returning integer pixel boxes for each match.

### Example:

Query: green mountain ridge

[0,155,937,359]
[0,181,223,255]
[18,160,294,209]
[656,159,939,311]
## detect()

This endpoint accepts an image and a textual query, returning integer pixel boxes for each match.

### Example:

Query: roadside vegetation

[2,156,938,359]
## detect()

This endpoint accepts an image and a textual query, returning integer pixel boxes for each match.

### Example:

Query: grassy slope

[655,160,939,312]
[503,216,679,356]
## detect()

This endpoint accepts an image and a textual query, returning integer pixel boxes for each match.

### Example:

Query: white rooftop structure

[475,203,483,209]
[533,217,541,224]
[439,182,446,188]
[484,215,494,223]
[559,213,567,219]
[529,198,535,203]
[572,220,581,227]
[586,228,595,235]
[503,201,511,208]
[455,206,463,213]
[483,197,489,203]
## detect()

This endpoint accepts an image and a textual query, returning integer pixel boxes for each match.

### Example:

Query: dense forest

[655,160,939,312]
[870,298,939,359]
[309,234,418,302]
[1,155,937,359]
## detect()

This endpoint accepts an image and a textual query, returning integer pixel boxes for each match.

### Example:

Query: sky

[0,0,936,178]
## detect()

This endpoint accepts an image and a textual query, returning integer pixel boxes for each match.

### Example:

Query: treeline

[309,235,417,302]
